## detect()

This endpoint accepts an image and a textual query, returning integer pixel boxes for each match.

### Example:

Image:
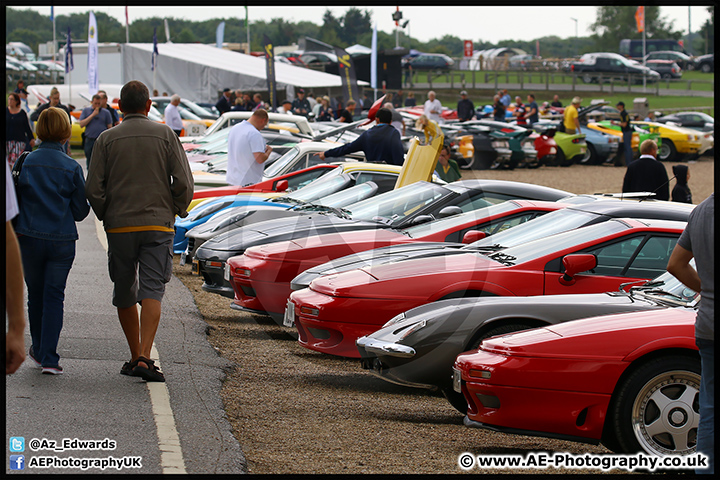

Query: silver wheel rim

[658,143,671,160]
[579,145,592,163]
[631,370,700,455]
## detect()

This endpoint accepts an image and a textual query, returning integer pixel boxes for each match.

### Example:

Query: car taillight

[571,65,575,71]
[235,268,251,277]
[572,138,584,143]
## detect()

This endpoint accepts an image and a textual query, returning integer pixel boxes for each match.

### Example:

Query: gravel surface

[175,156,713,474]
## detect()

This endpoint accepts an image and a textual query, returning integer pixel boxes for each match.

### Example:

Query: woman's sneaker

[28,347,42,367]
[41,366,64,375]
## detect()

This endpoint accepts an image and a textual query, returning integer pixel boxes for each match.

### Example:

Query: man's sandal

[131,356,165,382]
[120,358,139,376]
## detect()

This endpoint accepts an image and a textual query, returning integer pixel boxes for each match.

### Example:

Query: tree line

[6,6,714,60]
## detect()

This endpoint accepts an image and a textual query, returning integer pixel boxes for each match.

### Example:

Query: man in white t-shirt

[226,109,273,187]
[164,95,184,136]
[423,90,442,123]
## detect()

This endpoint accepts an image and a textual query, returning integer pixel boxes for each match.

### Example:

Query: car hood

[195,214,382,260]
[291,241,466,290]
[186,205,300,240]
[477,307,696,359]
[244,228,410,262]
[310,252,501,299]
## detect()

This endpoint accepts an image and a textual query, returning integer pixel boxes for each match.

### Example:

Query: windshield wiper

[297,204,352,219]
[272,196,306,205]
[639,289,685,301]
[464,243,504,252]
[488,251,516,266]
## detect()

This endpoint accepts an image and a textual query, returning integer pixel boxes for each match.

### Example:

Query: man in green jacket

[434,144,462,183]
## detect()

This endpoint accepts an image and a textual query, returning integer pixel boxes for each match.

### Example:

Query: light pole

[402,19,410,50]
[570,17,578,56]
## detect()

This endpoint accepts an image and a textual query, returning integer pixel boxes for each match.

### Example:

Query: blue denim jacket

[14,142,90,241]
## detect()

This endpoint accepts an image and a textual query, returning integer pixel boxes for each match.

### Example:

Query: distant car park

[645,59,682,79]
[643,50,695,71]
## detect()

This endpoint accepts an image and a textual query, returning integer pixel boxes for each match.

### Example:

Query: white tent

[123,43,367,103]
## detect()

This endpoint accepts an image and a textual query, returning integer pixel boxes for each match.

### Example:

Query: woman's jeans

[18,236,76,368]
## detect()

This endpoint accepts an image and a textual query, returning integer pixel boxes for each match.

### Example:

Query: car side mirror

[274,180,289,192]
[462,230,486,244]
[559,254,597,286]
[438,206,463,218]
[412,215,435,225]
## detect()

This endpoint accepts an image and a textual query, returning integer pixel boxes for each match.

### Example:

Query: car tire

[661,73,672,79]
[582,73,594,84]
[603,355,700,455]
[577,143,595,165]
[658,139,677,162]
[700,63,711,73]
[549,147,565,167]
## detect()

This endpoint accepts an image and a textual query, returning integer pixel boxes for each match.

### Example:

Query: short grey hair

[171,94,181,102]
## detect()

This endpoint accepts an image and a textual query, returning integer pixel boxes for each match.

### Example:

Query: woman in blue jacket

[13,107,90,375]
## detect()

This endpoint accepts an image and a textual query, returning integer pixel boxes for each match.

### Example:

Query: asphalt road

[5,212,246,475]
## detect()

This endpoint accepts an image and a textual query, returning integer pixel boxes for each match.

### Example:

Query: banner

[371,22,377,90]
[87,12,99,95]
[65,27,74,74]
[635,6,645,33]
[152,27,159,71]
[216,21,225,48]
[334,46,361,106]
[263,35,278,113]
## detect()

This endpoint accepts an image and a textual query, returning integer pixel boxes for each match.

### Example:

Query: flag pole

[245,7,250,54]
[125,7,130,43]
[52,7,56,63]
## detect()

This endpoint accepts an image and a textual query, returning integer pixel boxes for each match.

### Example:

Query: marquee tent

[123,43,367,103]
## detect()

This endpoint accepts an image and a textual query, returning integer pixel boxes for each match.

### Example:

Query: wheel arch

[464,316,550,352]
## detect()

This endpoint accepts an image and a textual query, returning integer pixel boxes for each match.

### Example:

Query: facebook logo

[9,437,25,452]
[9,455,25,470]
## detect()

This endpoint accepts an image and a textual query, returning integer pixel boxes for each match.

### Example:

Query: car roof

[445,179,572,199]
[569,199,694,221]
[616,217,688,231]
[334,162,401,174]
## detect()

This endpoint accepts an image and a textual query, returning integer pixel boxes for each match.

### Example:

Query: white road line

[95,217,187,474]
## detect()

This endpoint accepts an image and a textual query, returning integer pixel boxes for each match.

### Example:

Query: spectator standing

[14,80,31,114]
[79,94,113,170]
[424,91,442,123]
[318,108,404,166]
[671,164,692,204]
[231,97,245,112]
[306,93,317,111]
[492,95,506,122]
[164,94,184,136]
[291,89,311,117]
[550,94,563,108]
[5,161,26,374]
[30,88,73,154]
[404,92,416,107]
[644,111,657,122]
[500,89,511,107]
[14,107,90,375]
[525,94,539,125]
[226,109,273,187]
[666,193,714,475]
[612,101,634,165]
[384,102,405,136]
[392,90,404,109]
[434,144,461,183]
[513,96,527,126]
[215,88,233,115]
[456,90,475,122]
[621,139,669,201]
[6,92,35,167]
[279,100,293,115]
[563,96,582,134]
[98,90,120,126]
[404,64,413,87]
[252,93,266,112]
[316,96,334,122]
[85,81,193,382]
[337,100,356,123]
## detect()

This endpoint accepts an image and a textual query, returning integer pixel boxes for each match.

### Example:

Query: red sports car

[454,307,699,457]
[228,200,569,321]
[289,218,686,358]
[191,164,339,202]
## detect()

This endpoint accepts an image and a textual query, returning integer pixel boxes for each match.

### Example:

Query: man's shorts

[106,231,174,308]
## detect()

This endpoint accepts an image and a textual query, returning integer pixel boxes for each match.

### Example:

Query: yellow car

[586,122,640,158]
[632,121,702,161]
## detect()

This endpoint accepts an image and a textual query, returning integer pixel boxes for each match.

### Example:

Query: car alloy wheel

[605,356,700,456]
[657,139,677,162]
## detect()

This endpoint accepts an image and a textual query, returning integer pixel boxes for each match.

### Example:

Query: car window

[585,236,644,277]
[346,182,448,224]
[263,146,302,177]
[354,172,398,195]
[625,236,678,279]
[476,212,544,238]
[282,168,332,191]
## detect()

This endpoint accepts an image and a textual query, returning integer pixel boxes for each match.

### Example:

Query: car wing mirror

[462,230,486,244]
[437,206,463,218]
[274,179,289,192]
[559,254,597,286]
[411,215,435,225]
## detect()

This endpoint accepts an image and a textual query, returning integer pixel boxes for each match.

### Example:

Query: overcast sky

[16,6,711,45]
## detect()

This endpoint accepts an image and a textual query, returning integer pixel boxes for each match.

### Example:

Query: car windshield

[190,130,231,153]
[263,146,303,177]
[177,106,203,121]
[276,172,350,204]
[192,127,231,146]
[488,220,629,265]
[401,201,518,239]
[633,267,698,304]
[345,182,449,224]
[466,208,599,250]
[693,112,714,123]
[181,99,216,117]
[311,182,377,208]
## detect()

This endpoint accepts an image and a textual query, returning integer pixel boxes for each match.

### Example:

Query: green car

[552,130,587,167]
[596,120,662,151]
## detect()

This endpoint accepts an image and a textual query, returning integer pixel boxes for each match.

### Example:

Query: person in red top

[512,96,527,126]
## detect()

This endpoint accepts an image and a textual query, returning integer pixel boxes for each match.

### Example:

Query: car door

[543,234,679,294]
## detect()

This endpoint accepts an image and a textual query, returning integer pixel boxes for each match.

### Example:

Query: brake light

[572,138,583,143]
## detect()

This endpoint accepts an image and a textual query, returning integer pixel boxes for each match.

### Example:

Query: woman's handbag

[11,151,30,189]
